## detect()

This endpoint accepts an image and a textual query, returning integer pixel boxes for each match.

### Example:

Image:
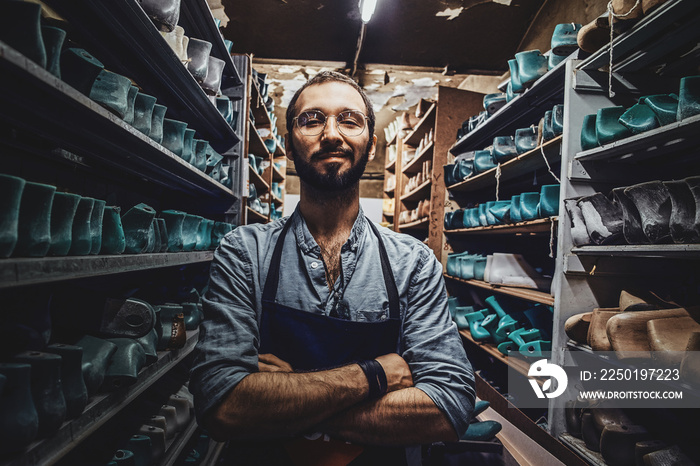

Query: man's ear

[285,133,294,162]
[367,134,377,163]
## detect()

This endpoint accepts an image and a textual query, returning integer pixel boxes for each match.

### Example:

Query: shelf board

[460,329,537,381]
[384,186,395,196]
[399,179,431,202]
[249,121,272,158]
[43,0,239,146]
[1,330,199,466]
[160,417,199,466]
[446,217,557,236]
[450,55,571,153]
[178,0,242,85]
[448,136,562,193]
[576,0,700,73]
[249,165,270,194]
[403,104,436,146]
[0,41,235,199]
[572,244,700,259]
[385,158,396,173]
[271,163,286,182]
[201,441,226,466]
[574,114,700,164]
[246,206,268,224]
[0,252,214,290]
[402,141,434,175]
[270,192,283,206]
[398,217,430,230]
[559,433,606,466]
[444,274,555,306]
[382,211,395,218]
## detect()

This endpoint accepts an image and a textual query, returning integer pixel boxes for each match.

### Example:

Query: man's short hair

[285,71,376,138]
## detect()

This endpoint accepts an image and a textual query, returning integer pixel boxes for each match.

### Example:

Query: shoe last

[0,174,25,257]
[122,203,157,253]
[186,38,212,83]
[150,104,168,144]
[551,23,582,56]
[640,94,678,126]
[14,181,56,257]
[514,126,538,154]
[0,0,46,68]
[492,136,518,163]
[580,113,599,151]
[623,181,672,244]
[473,150,497,174]
[596,106,633,145]
[664,178,700,243]
[41,26,66,78]
[677,75,700,121]
[576,193,624,245]
[60,47,104,96]
[515,50,548,86]
[141,0,181,33]
[618,102,660,135]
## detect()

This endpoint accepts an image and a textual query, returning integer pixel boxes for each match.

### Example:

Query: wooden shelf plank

[401,141,434,175]
[574,114,700,164]
[460,329,534,380]
[572,244,700,259]
[249,164,270,194]
[445,217,557,236]
[398,217,429,230]
[382,211,394,218]
[246,206,268,224]
[0,41,235,199]
[248,121,272,159]
[0,330,199,466]
[385,158,396,173]
[444,274,555,306]
[272,162,286,182]
[399,179,431,202]
[403,104,436,146]
[448,136,562,193]
[0,252,214,289]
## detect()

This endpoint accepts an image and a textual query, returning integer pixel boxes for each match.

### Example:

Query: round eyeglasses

[294,110,367,137]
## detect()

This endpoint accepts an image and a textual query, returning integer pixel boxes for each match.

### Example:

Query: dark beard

[292,139,372,192]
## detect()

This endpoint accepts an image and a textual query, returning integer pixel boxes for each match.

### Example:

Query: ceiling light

[360,0,377,23]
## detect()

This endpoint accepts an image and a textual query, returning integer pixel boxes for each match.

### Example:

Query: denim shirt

[189,206,476,436]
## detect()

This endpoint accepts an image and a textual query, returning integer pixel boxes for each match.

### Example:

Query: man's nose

[321,115,343,141]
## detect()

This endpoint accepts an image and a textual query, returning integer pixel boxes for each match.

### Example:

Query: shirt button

[310,261,319,269]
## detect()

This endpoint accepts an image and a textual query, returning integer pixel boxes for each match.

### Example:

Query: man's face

[286,81,376,192]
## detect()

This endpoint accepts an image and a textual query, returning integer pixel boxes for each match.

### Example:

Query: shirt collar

[291,204,367,256]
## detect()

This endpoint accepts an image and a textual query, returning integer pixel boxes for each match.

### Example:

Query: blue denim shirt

[190,206,476,436]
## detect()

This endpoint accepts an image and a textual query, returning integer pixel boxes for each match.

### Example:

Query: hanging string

[541,143,561,183]
[495,163,502,201]
[549,217,556,258]
[606,0,641,98]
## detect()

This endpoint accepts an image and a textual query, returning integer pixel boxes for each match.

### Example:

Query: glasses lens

[296,111,326,136]
[336,111,366,136]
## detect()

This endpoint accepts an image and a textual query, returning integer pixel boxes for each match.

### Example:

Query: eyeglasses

[294,110,367,137]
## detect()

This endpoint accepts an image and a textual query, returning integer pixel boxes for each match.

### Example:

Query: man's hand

[374,353,413,392]
[258,353,293,372]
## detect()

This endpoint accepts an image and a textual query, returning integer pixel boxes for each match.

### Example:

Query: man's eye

[338,112,364,126]
[299,113,324,126]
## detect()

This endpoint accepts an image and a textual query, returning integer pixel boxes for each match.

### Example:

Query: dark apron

[225,217,408,466]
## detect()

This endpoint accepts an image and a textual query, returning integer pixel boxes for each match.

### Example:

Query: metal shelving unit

[444,274,555,306]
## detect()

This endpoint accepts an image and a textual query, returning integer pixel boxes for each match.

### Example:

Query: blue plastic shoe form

[460,420,502,441]
[448,209,465,230]
[551,104,564,136]
[453,306,475,330]
[444,211,455,231]
[519,340,552,358]
[161,210,186,252]
[551,23,582,56]
[596,106,632,145]
[135,328,159,365]
[509,328,543,347]
[182,129,196,164]
[463,208,481,228]
[510,195,522,223]
[618,102,659,135]
[206,147,224,176]
[484,295,507,319]
[446,251,473,276]
[133,92,156,136]
[519,192,540,221]
[102,338,147,391]
[195,218,214,251]
[452,158,473,184]
[12,351,66,438]
[478,203,489,226]
[457,255,480,279]
[123,85,139,126]
[111,449,136,466]
[548,52,567,70]
[640,94,678,126]
[211,222,234,247]
[489,200,512,224]
[122,203,157,253]
[15,181,56,257]
[523,304,553,340]
[216,96,234,125]
[0,0,46,68]
[74,335,118,396]
[126,434,153,466]
[66,196,94,256]
[492,136,518,163]
[473,257,487,281]
[143,218,157,253]
[497,339,518,356]
[45,344,88,419]
[140,0,181,32]
[664,178,700,244]
[508,59,523,93]
[483,93,507,115]
[41,26,66,78]
[493,315,521,344]
[466,309,491,341]
[49,192,81,256]
[150,104,167,144]
[478,314,498,343]
[264,138,277,153]
[515,50,548,86]
[255,156,264,175]
[677,76,700,121]
[186,37,212,83]
[156,218,168,252]
[89,199,106,255]
[161,118,188,157]
[0,363,39,454]
[60,48,104,96]
[447,296,461,318]
[473,400,491,418]
[193,140,209,172]
[473,150,497,174]
[0,174,25,257]
[514,126,538,154]
[484,201,497,225]
[537,184,560,218]
[89,70,132,119]
[542,111,555,142]
[224,39,234,53]
[580,113,599,151]
[101,206,126,254]
[182,215,202,252]
[506,81,516,103]
[151,218,162,253]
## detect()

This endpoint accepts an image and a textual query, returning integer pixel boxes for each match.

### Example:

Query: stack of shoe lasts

[398,200,430,226]
[497,303,554,358]
[564,176,700,247]
[548,23,582,70]
[580,76,699,151]
[383,115,401,143]
[444,153,474,187]
[565,290,700,370]
[456,110,490,141]
[247,183,264,215]
[386,145,397,165]
[415,128,434,157]
[541,104,565,142]
[402,160,432,196]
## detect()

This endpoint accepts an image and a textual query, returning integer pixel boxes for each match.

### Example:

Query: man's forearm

[320,387,458,446]
[205,364,368,440]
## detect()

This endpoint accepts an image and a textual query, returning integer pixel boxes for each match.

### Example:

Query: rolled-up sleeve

[189,232,259,424]
[401,248,476,436]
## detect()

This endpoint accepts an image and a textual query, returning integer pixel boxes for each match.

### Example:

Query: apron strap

[262,215,401,320]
